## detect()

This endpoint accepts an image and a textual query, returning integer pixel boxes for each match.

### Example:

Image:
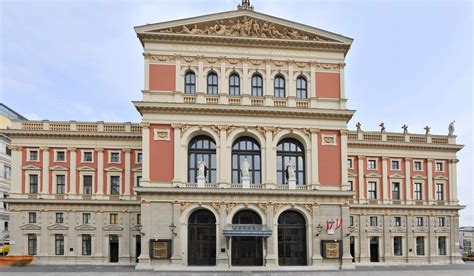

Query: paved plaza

[0,262,473,275]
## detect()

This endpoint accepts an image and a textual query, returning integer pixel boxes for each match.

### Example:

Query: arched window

[207,72,218,95]
[231,137,261,184]
[188,136,217,184]
[296,76,307,98]
[185,71,196,94]
[251,74,263,97]
[229,73,240,96]
[278,211,307,266]
[276,138,305,185]
[188,209,216,266]
[274,75,285,98]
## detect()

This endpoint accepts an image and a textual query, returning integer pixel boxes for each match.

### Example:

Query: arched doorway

[278,211,307,266]
[188,209,216,266]
[231,210,263,266]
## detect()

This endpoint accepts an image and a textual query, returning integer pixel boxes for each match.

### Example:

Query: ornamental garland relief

[158,16,332,42]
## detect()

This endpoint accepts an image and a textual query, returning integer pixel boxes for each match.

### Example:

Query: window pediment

[50,165,69,171]
[103,225,124,232]
[104,166,123,172]
[22,164,41,171]
[77,166,96,171]
[20,223,41,230]
[48,223,68,230]
[75,224,96,231]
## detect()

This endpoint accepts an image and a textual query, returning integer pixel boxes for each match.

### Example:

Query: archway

[231,210,263,266]
[278,210,307,266]
[188,209,216,266]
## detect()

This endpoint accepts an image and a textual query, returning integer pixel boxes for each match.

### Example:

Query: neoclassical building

[2,1,464,270]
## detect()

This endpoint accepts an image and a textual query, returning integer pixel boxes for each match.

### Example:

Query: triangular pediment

[434,175,448,180]
[22,164,41,171]
[412,174,427,180]
[77,166,96,171]
[135,10,352,44]
[75,224,96,231]
[50,165,69,171]
[48,223,69,230]
[20,223,41,230]
[104,166,123,172]
[348,172,357,178]
[389,174,405,179]
[365,173,381,178]
[132,167,142,172]
[103,224,124,231]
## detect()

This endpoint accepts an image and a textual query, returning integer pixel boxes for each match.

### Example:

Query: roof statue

[356,122,362,132]
[424,126,431,135]
[379,122,385,133]
[448,120,455,136]
[238,0,254,11]
[402,124,409,134]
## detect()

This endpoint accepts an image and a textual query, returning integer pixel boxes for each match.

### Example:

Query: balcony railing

[13,121,141,134]
[349,131,455,145]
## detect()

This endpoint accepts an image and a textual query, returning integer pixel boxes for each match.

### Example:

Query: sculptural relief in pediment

[155,16,335,42]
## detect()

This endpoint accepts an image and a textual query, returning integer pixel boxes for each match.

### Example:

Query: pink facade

[149,64,176,92]
[315,72,340,99]
[149,124,174,182]
[318,130,341,185]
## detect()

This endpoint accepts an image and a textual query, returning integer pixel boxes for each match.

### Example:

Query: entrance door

[188,209,216,266]
[277,211,307,266]
[135,235,141,263]
[231,210,263,266]
[350,236,355,263]
[109,235,119,263]
[370,236,379,262]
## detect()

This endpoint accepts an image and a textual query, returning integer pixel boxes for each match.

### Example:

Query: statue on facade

[379,122,386,133]
[424,126,431,135]
[198,159,206,178]
[286,160,296,180]
[402,124,408,134]
[356,122,362,132]
[241,158,250,178]
[448,121,455,136]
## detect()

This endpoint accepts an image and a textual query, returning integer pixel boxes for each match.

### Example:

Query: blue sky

[1,0,473,225]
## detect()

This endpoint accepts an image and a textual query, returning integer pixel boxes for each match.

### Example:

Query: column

[340,130,349,191]
[68,211,75,256]
[339,66,346,109]
[198,61,204,93]
[359,215,369,263]
[124,149,131,196]
[310,129,320,190]
[40,146,49,194]
[382,157,389,202]
[218,126,229,187]
[242,62,249,95]
[171,202,183,265]
[97,148,104,195]
[220,62,227,95]
[448,159,458,203]
[265,63,272,97]
[175,60,182,93]
[429,216,436,261]
[405,158,412,203]
[137,202,151,269]
[407,215,414,260]
[450,215,463,263]
[341,205,354,268]
[358,156,365,202]
[39,211,49,256]
[264,128,276,189]
[427,159,433,203]
[69,148,77,194]
[122,212,131,260]
[312,204,323,265]
[10,146,22,194]
[172,124,182,186]
[383,215,391,261]
[95,212,103,257]
[217,204,228,266]
[265,203,277,266]
[144,56,150,91]
[141,123,150,185]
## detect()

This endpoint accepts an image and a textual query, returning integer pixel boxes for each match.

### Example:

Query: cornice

[348,140,463,152]
[350,204,465,211]
[5,198,140,206]
[134,101,355,122]
[1,130,142,140]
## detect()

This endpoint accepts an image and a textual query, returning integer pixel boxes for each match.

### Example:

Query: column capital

[427,158,435,163]
[171,123,183,129]
[449,159,459,164]
[140,122,150,129]
[340,129,349,136]
[405,158,412,162]
[39,146,49,151]
[67,147,76,152]
[382,156,389,161]
[123,148,132,153]
[357,155,366,160]
[8,145,22,151]
[310,128,320,134]
[95,147,104,152]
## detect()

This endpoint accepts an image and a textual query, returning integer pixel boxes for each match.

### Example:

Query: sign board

[321,240,342,259]
[150,239,172,259]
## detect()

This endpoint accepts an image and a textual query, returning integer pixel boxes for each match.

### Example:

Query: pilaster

[40,146,49,194]
[217,203,228,266]
[427,159,433,203]
[310,129,320,190]
[448,159,459,203]
[171,202,183,265]
[340,130,349,191]
[172,124,182,186]
[141,123,150,184]
[68,147,77,194]
[218,125,229,187]
[405,158,412,203]
[382,157,388,202]
[265,203,277,266]
[311,204,323,266]
[97,148,104,195]
[357,156,365,202]
[264,128,276,189]
[359,215,369,263]
[10,146,22,194]
[124,149,131,196]
[341,205,355,269]
[136,202,152,269]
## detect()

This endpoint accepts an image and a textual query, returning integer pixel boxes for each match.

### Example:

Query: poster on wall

[321,240,342,259]
[150,239,172,259]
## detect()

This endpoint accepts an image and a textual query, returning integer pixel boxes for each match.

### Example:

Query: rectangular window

[394,217,402,227]
[29,150,39,161]
[416,217,424,227]
[29,174,38,194]
[28,234,37,255]
[414,183,422,200]
[347,159,353,169]
[392,182,400,200]
[28,212,37,223]
[438,237,446,255]
[56,175,65,194]
[436,183,444,201]
[110,176,120,195]
[56,212,64,224]
[110,152,120,163]
[110,213,118,224]
[137,214,141,225]
[83,175,93,195]
[416,236,425,255]
[436,162,444,172]
[370,216,378,227]
[348,180,353,191]
[438,217,446,227]
[368,159,377,170]
[4,221,8,231]
[83,151,93,162]
[368,181,377,199]
[136,152,142,163]
[349,216,354,226]
[391,160,400,170]
[136,176,142,187]
[4,165,11,179]
[82,234,91,256]
[55,234,64,256]
[394,236,403,256]
[83,213,91,224]
[414,161,422,171]
[56,151,66,162]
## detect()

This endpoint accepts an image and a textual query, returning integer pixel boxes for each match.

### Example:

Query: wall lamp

[169,223,178,236]
[315,224,324,237]
[346,226,355,237]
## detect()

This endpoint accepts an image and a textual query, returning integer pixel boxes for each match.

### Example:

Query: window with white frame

[82,151,93,162]
[29,174,39,194]
[435,161,444,172]
[436,183,444,201]
[438,217,446,227]
[110,175,120,195]
[414,161,423,171]
[347,158,353,169]
[414,183,423,200]
[110,213,118,224]
[391,160,400,170]
[136,152,142,163]
[392,182,400,200]
[416,236,425,255]
[83,175,93,195]
[55,234,64,256]
[109,151,120,163]
[83,213,91,224]
[368,159,377,170]
[416,217,424,227]
[56,175,65,194]
[55,150,66,162]
[394,216,402,227]
[27,149,39,162]
[368,181,377,199]
[394,236,403,256]
[369,216,378,227]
